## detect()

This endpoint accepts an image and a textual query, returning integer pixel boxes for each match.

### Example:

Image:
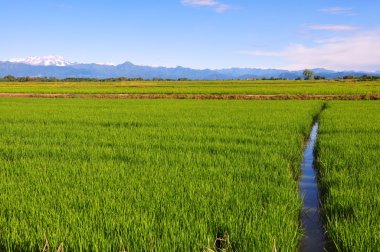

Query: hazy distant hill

[0,57,377,80]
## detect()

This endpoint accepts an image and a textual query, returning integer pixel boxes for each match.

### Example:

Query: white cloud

[240,32,380,71]
[320,7,354,15]
[307,24,357,31]
[181,0,231,12]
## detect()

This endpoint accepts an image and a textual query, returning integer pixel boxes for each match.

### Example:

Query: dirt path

[0,93,379,100]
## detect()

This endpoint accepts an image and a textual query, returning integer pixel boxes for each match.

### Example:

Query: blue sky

[1,0,379,71]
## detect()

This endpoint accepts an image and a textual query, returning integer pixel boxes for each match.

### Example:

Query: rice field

[0,98,323,251]
[0,91,379,251]
[316,101,380,251]
[0,80,379,95]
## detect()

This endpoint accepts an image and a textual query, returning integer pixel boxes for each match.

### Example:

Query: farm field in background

[316,101,380,251]
[0,98,323,251]
[0,80,380,95]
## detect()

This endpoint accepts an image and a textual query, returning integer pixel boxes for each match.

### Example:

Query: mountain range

[1,56,379,80]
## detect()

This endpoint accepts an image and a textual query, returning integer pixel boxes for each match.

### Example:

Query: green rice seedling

[316,101,380,251]
[0,98,323,251]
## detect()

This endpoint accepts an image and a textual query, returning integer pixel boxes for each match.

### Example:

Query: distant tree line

[0,74,379,82]
[300,69,380,81]
[339,74,380,81]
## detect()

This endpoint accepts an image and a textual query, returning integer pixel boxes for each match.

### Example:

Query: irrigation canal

[299,122,326,252]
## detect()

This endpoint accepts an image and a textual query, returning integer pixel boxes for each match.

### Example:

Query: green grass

[0,98,323,251]
[0,80,379,95]
[316,101,380,251]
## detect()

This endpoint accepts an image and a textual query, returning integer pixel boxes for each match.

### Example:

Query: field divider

[0,93,379,100]
[299,104,328,251]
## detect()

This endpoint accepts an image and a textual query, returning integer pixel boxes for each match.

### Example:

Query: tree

[343,75,354,79]
[314,75,326,80]
[303,69,314,80]
[3,75,16,81]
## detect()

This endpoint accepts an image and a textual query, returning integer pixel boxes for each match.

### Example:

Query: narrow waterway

[299,122,326,252]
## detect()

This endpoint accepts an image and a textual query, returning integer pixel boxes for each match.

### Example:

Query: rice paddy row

[0,98,323,251]
[316,101,380,251]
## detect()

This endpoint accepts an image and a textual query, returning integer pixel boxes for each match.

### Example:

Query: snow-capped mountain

[0,57,379,79]
[8,56,73,67]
